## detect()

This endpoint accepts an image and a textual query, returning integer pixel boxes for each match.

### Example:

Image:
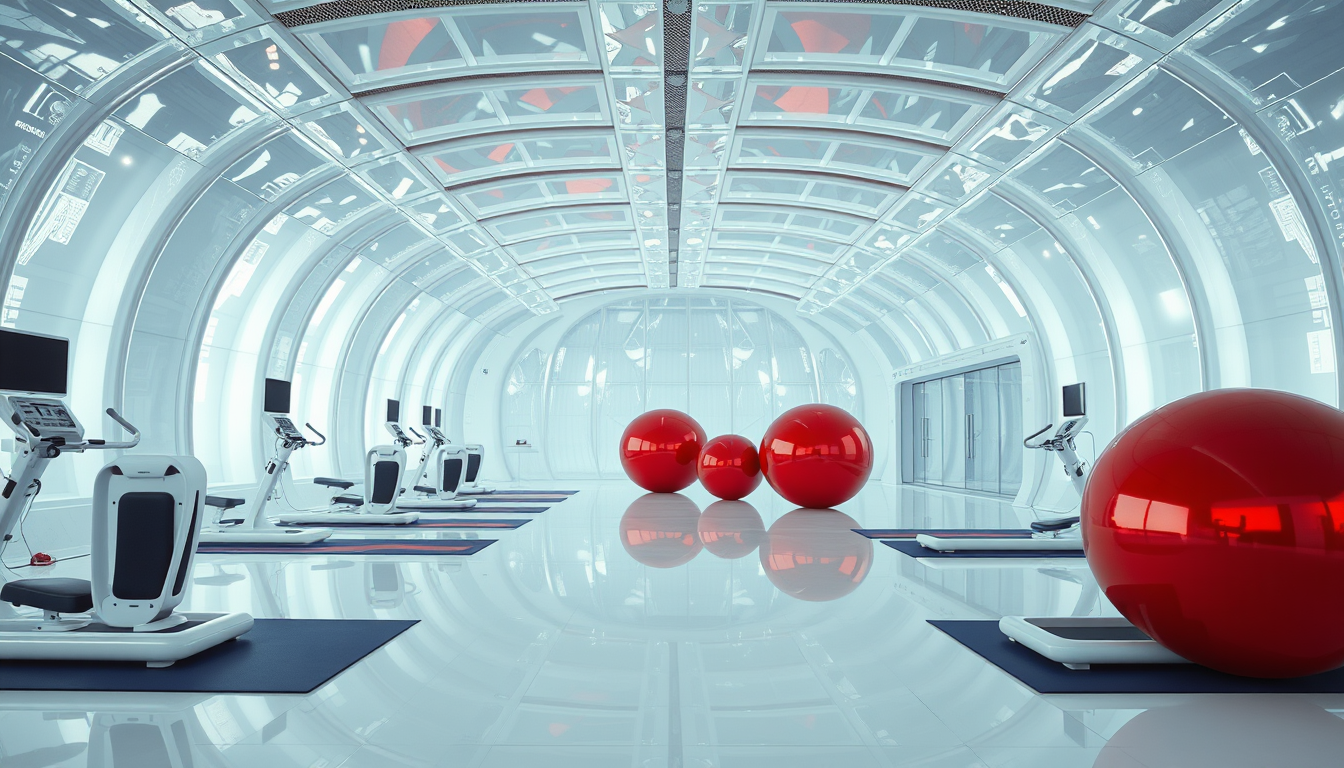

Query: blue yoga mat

[883,540,1085,559]
[0,619,416,693]
[421,505,549,514]
[930,620,1344,694]
[487,490,578,495]
[291,519,531,530]
[198,539,496,556]
[474,496,566,504]
[854,528,1034,540]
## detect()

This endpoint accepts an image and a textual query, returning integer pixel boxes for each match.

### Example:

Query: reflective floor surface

[2,481,1342,767]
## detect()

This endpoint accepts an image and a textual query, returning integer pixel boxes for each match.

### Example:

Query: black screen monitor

[386,399,400,424]
[0,329,68,395]
[1063,383,1086,418]
[422,405,432,426]
[434,408,442,428]
[263,378,291,414]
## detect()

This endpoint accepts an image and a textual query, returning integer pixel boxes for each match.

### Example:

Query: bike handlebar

[1023,423,1053,449]
[304,423,327,446]
[91,408,141,450]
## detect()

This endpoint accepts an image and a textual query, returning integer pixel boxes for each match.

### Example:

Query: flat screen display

[263,378,291,414]
[434,408,442,428]
[422,405,432,425]
[386,399,400,423]
[1063,383,1086,418]
[0,329,68,395]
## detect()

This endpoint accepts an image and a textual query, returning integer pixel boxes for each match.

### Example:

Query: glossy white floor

[2,481,1343,768]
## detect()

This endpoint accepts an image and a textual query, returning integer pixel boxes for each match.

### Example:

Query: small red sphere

[697,434,763,500]
[619,493,701,568]
[698,500,765,559]
[759,405,873,508]
[1084,388,1344,678]
[759,508,873,601]
[619,409,706,493]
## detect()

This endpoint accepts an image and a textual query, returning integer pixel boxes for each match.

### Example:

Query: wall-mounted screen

[0,329,68,395]
[263,378,291,414]
[422,405,432,425]
[386,399,400,423]
[434,408,442,428]
[1063,383,1086,418]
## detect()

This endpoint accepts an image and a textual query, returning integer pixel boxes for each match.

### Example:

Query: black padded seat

[205,495,245,509]
[414,485,437,494]
[314,477,354,489]
[332,494,363,506]
[1031,516,1081,533]
[1,577,94,614]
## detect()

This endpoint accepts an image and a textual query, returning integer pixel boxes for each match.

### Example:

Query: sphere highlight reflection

[759,508,872,601]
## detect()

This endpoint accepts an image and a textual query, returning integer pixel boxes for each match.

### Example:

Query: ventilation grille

[663,0,691,288]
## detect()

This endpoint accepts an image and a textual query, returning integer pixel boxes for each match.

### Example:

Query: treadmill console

[424,425,447,443]
[270,415,306,442]
[8,396,82,441]
[386,422,411,445]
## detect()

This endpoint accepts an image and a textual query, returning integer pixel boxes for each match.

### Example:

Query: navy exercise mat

[854,528,1034,540]
[291,519,530,530]
[930,620,1344,694]
[487,489,578,495]
[474,496,566,504]
[883,540,1085,559]
[0,619,416,693]
[198,539,496,555]
[421,505,549,514]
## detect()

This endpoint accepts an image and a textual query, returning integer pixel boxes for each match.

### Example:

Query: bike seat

[314,477,355,490]
[332,494,363,506]
[413,485,437,494]
[205,495,245,510]
[1031,516,1081,533]
[1,577,94,614]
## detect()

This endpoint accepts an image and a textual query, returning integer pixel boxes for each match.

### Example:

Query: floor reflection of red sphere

[618,492,703,568]
[759,508,872,601]
[698,500,766,559]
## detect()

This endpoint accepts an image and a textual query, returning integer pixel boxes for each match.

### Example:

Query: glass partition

[910,361,1022,496]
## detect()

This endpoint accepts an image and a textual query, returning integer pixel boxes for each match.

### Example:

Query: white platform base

[0,612,254,666]
[396,496,477,510]
[999,616,1187,669]
[271,510,420,525]
[916,534,1084,552]
[456,486,493,495]
[199,526,333,544]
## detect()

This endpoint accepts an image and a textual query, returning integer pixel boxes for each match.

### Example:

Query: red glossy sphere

[698,500,766,559]
[697,434,763,500]
[759,508,872,601]
[619,493,702,568]
[619,409,707,493]
[759,405,873,508]
[1084,388,1344,678]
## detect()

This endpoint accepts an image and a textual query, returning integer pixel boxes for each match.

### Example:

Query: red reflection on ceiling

[379,18,437,70]
[961,23,985,46]
[784,13,871,53]
[519,86,583,111]
[486,143,515,163]
[564,178,614,194]
[774,86,830,113]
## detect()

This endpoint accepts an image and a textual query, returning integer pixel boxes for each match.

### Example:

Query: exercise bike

[388,404,475,511]
[0,328,252,666]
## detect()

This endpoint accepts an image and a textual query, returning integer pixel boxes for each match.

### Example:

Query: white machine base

[456,486,492,495]
[999,616,1187,669]
[272,510,419,525]
[0,612,254,666]
[916,534,1084,552]
[199,527,333,544]
[397,496,477,510]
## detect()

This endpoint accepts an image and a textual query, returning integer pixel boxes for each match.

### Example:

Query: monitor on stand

[1062,383,1086,418]
[434,408,442,428]
[387,399,400,424]
[0,329,68,395]
[422,406,432,426]
[263,378,291,414]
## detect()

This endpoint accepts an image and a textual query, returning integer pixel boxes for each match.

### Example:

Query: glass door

[998,362,1022,495]
[909,361,1022,496]
[941,374,966,489]
[965,367,1001,493]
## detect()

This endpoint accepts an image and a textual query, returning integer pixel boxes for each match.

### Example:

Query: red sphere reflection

[697,434,763,500]
[1084,388,1344,678]
[759,405,873,508]
[619,409,706,493]
[698,500,766,559]
[619,493,702,568]
[759,508,872,601]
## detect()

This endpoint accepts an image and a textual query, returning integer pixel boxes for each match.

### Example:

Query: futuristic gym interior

[2,0,1344,764]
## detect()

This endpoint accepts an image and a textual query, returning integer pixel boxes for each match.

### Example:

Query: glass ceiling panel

[296,12,466,89]
[885,193,949,231]
[357,154,434,202]
[299,102,399,162]
[204,26,341,117]
[687,78,738,129]
[418,131,620,185]
[601,2,661,72]
[706,250,832,274]
[888,14,1055,89]
[1017,26,1158,120]
[403,193,467,234]
[743,77,993,144]
[859,223,917,257]
[721,172,895,216]
[762,9,905,68]
[537,264,646,288]
[1082,68,1232,170]
[485,205,633,243]
[137,0,262,45]
[113,61,264,161]
[1009,141,1117,213]
[521,250,640,273]
[732,132,937,185]
[615,77,665,128]
[459,172,627,217]
[453,9,593,68]
[441,226,493,257]
[913,231,983,276]
[1098,0,1234,48]
[954,194,1041,247]
[701,275,805,297]
[1183,0,1341,105]
[917,154,997,204]
[284,176,383,234]
[0,0,171,93]
[368,77,609,144]
[691,2,753,73]
[961,104,1064,170]
[359,221,429,268]
[507,230,638,261]
[716,204,868,241]
[710,231,847,259]
[224,131,327,201]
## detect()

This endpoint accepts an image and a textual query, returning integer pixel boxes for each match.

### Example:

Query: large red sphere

[759,508,873,601]
[697,434,763,500]
[619,409,706,493]
[698,500,765,559]
[1084,388,1344,678]
[619,493,701,568]
[759,405,873,508]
